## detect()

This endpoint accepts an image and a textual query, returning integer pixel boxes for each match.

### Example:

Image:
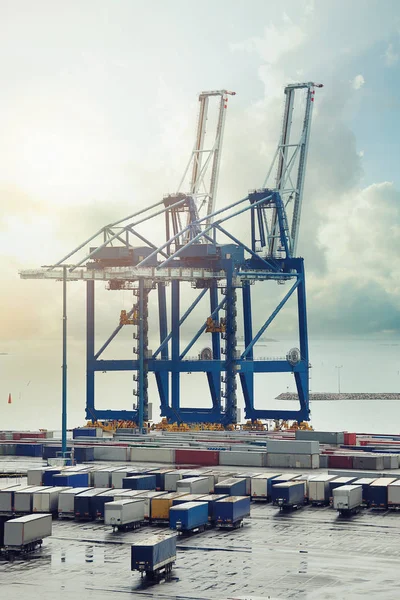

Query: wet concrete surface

[2,460,400,599]
[2,497,400,599]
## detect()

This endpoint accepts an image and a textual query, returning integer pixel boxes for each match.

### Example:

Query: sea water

[1,337,399,434]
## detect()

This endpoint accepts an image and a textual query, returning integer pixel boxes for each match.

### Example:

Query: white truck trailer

[105,499,145,531]
[333,485,363,515]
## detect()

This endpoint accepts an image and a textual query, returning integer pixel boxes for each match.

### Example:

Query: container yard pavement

[2,499,400,599]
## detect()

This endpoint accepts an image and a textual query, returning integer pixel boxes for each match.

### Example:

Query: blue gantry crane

[20,83,322,429]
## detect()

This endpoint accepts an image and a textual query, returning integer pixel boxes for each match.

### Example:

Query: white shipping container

[93,468,120,488]
[267,440,320,455]
[190,474,214,492]
[110,488,129,497]
[33,487,71,513]
[27,468,52,486]
[292,474,313,497]
[219,451,266,467]
[114,490,144,499]
[233,474,258,495]
[130,447,175,463]
[0,486,28,513]
[58,488,93,517]
[213,472,236,483]
[87,470,96,487]
[105,499,145,528]
[319,455,329,468]
[111,469,134,489]
[15,487,50,513]
[4,514,52,548]
[251,474,281,500]
[164,471,183,492]
[201,472,222,488]
[383,455,399,469]
[129,491,168,519]
[308,475,338,504]
[352,455,384,470]
[176,477,210,494]
[295,430,344,445]
[266,453,320,469]
[388,480,400,506]
[333,485,362,511]
[93,446,129,461]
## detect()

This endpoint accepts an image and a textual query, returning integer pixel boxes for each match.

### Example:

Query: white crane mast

[264,82,323,257]
[177,89,235,229]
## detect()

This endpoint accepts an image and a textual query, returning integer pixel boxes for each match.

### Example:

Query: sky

[0,0,399,427]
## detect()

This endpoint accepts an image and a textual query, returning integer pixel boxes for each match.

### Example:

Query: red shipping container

[175,449,219,466]
[20,432,46,439]
[344,433,357,446]
[328,455,354,469]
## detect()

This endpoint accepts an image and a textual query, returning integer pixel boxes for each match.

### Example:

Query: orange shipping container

[150,492,188,521]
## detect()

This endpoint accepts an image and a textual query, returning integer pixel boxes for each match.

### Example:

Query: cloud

[230,17,305,65]
[226,7,399,338]
[385,43,399,66]
[351,74,365,90]
[307,181,400,336]
[230,14,306,97]
[1,0,400,348]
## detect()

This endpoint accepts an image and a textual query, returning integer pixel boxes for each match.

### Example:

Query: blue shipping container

[123,468,149,476]
[365,479,397,508]
[271,482,304,507]
[91,491,118,520]
[73,428,97,438]
[123,475,156,490]
[352,478,375,503]
[268,474,297,496]
[169,501,209,532]
[42,469,62,486]
[233,474,254,495]
[131,535,177,572]
[53,472,90,488]
[152,470,174,491]
[195,494,228,521]
[215,478,247,496]
[15,444,43,457]
[215,496,250,525]
[328,477,357,499]
[42,445,72,459]
[172,494,207,507]
[74,446,95,462]
[74,488,110,519]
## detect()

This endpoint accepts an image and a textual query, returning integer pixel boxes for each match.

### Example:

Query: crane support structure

[20,84,321,427]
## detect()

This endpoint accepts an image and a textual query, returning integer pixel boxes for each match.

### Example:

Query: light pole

[62,265,68,457]
[335,365,343,395]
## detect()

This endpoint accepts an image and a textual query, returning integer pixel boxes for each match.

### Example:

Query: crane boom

[177,89,235,231]
[264,82,323,257]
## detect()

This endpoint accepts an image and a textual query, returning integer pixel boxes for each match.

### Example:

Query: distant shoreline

[277,393,400,401]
